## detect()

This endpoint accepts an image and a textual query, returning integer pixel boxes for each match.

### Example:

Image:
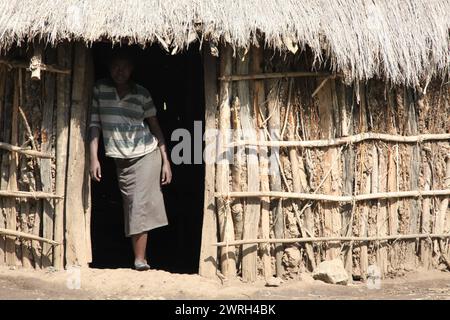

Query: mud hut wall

[0,42,93,269]
[214,46,450,280]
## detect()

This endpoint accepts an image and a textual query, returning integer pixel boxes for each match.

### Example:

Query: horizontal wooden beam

[214,233,450,247]
[215,189,450,203]
[0,142,54,158]
[0,59,71,75]
[0,190,63,199]
[0,228,60,246]
[226,132,450,148]
[219,71,335,81]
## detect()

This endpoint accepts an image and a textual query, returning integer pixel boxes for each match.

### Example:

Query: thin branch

[0,142,53,158]
[0,59,71,75]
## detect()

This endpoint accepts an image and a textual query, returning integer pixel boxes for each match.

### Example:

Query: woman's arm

[89,126,102,182]
[146,116,172,185]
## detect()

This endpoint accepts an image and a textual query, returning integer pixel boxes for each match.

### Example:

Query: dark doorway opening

[89,42,205,274]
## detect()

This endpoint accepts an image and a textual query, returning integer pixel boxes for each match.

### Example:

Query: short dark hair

[108,48,135,67]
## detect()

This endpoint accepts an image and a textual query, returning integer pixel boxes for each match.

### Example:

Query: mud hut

[0,1,449,282]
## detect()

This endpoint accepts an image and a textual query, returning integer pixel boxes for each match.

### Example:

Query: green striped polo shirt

[89,78,158,159]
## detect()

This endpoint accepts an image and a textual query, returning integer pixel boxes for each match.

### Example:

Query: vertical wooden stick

[237,48,261,282]
[340,83,355,276]
[5,70,19,266]
[286,89,316,271]
[266,79,284,277]
[83,47,94,264]
[0,66,6,265]
[24,70,43,269]
[370,144,379,270]
[230,96,244,244]
[316,77,341,260]
[215,44,236,277]
[65,42,88,267]
[420,155,432,269]
[377,146,388,277]
[387,88,399,272]
[251,46,272,280]
[41,48,56,268]
[54,42,72,269]
[17,69,33,268]
[406,88,420,269]
[199,44,219,278]
[359,83,369,279]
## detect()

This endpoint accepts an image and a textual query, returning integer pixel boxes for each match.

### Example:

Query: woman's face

[109,58,133,85]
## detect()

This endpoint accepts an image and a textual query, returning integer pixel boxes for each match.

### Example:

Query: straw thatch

[0,0,449,84]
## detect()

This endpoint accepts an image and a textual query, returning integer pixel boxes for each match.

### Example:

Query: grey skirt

[114,148,168,237]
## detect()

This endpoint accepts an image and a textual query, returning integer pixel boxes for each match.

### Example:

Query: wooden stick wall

[210,44,450,281]
[0,41,92,269]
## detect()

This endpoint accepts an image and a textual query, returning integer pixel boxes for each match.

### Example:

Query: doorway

[89,42,205,274]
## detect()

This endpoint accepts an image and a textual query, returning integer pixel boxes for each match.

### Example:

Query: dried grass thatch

[0,0,449,84]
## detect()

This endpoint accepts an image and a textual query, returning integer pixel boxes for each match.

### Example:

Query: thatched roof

[0,0,449,84]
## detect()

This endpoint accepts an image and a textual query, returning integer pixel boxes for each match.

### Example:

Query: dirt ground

[0,265,449,300]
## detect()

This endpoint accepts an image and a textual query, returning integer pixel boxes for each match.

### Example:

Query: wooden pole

[251,46,272,280]
[198,44,219,278]
[215,189,450,201]
[286,84,316,271]
[237,48,261,282]
[54,41,72,270]
[41,48,56,268]
[0,228,59,245]
[21,69,42,268]
[406,88,420,270]
[358,83,369,280]
[420,155,432,269]
[219,71,334,82]
[0,190,62,199]
[213,233,450,247]
[65,42,88,267]
[0,65,6,265]
[0,142,53,158]
[17,69,32,268]
[266,78,284,278]
[83,46,94,265]
[376,145,389,277]
[314,76,341,259]
[215,44,236,277]
[386,88,399,272]
[230,97,244,250]
[226,132,450,148]
[339,83,355,277]
[5,70,19,266]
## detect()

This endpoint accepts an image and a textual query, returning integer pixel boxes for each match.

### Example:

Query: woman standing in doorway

[88,49,172,271]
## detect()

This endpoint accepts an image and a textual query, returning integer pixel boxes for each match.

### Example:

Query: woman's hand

[90,158,102,182]
[161,161,172,185]
[89,126,102,182]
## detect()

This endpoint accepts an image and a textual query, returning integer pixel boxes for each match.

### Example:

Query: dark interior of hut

[89,42,205,273]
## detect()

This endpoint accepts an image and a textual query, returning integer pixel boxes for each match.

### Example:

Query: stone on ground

[313,259,349,285]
